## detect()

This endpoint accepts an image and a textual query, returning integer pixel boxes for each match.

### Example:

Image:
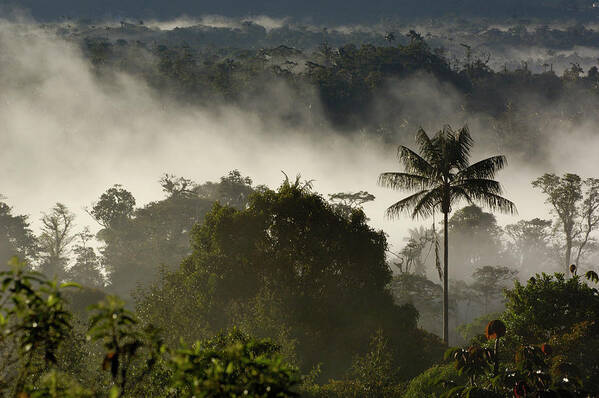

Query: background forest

[1,5,599,397]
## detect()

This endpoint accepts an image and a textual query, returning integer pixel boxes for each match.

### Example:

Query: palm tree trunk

[443,211,449,344]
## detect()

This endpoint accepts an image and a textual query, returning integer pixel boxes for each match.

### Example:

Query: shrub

[403,364,463,398]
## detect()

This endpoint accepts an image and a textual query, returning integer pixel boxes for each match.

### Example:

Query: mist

[0,18,403,245]
[2,16,599,266]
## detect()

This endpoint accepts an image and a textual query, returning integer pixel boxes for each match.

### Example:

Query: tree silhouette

[38,203,76,279]
[378,125,516,343]
[532,174,599,271]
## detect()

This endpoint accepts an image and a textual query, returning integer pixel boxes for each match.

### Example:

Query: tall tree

[328,191,375,219]
[532,174,599,271]
[470,265,518,313]
[378,125,516,343]
[138,179,442,378]
[38,203,76,279]
[447,205,506,276]
[505,218,555,272]
[90,184,136,229]
[533,173,581,272]
[66,227,104,288]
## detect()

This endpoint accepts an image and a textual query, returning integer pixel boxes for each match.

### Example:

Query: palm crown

[379,125,516,218]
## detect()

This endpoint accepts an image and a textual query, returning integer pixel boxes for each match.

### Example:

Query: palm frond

[455,126,474,166]
[385,189,433,219]
[443,125,472,171]
[452,178,504,196]
[381,126,516,223]
[410,187,444,219]
[415,128,440,165]
[378,172,431,191]
[467,191,517,215]
[449,186,475,209]
[398,146,435,176]
[456,155,507,180]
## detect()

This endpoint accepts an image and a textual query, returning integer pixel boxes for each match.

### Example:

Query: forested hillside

[1,5,599,397]
[69,24,599,162]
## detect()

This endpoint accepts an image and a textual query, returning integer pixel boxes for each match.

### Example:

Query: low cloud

[0,18,597,275]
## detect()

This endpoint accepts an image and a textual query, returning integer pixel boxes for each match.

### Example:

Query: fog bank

[0,19,597,263]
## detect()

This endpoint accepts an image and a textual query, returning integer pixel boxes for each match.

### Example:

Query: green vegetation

[0,260,299,397]
[437,271,599,397]
[3,15,599,396]
[4,253,598,396]
[136,177,442,379]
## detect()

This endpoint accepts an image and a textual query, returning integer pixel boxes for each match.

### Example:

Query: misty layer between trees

[1,12,599,398]
[44,16,599,165]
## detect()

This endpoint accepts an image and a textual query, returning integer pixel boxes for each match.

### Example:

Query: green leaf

[109,385,120,398]
[585,270,599,284]
[59,282,82,289]
[444,347,460,360]
[2,277,13,290]
[226,361,235,374]
[47,294,57,306]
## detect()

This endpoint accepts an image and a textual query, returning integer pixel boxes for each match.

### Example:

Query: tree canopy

[0,201,37,266]
[137,178,443,378]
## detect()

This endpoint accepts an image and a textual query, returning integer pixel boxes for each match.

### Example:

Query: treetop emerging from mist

[378,125,516,220]
[532,173,599,272]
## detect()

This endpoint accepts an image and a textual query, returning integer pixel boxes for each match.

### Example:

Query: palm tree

[378,125,516,344]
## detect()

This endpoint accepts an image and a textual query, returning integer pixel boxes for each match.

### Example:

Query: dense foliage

[0,202,37,265]
[90,171,255,299]
[0,259,300,397]
[137,178,444,379]
[433,272,599,397]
